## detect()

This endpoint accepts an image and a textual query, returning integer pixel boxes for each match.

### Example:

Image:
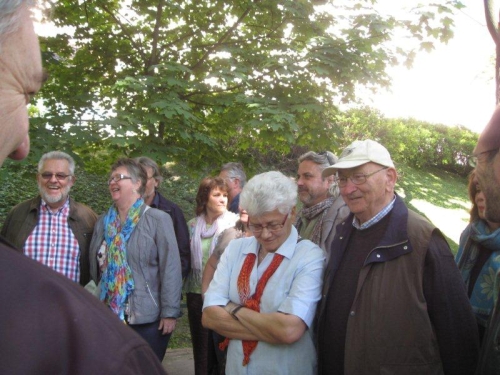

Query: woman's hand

[158,317,177,335]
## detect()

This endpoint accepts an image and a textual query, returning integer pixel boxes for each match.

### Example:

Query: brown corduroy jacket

[1,196,97,286]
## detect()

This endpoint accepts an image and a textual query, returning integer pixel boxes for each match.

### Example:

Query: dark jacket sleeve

[167,204,191,280]
[423,231,479,375]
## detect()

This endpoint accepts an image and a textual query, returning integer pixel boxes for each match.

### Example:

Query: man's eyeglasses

[248,214,288,234]
[334,167,388,188]
[40,172,72,181]
[469,148,499,168]
[108,174,132,185]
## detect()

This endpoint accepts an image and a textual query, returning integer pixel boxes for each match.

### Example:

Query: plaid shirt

[24,199,80,282]
[353,195,396,231]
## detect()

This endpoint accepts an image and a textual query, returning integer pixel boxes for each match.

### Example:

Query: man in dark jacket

[1,151,97,286]
[219,162,246,214]
[136,156,191,279]
[316,139,479,375]
[472,105,500,374]
[0,2,166,373]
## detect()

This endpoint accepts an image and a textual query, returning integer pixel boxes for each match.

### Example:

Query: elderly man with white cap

[315,139,479,375]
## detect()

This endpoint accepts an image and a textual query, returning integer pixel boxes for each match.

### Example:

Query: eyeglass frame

[39,172,73,181]
[469,148,499,168]
[108,174,133,185]
[334,166,388,188]
[248,213,289,234]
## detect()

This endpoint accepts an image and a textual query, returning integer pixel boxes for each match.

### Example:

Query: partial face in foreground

[475,151,500,222]
[0,5,43,165]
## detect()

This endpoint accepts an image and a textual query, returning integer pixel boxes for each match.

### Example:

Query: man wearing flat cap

[472,105,500,374]
[316,139,479,375]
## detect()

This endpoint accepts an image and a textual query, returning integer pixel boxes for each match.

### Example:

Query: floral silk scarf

[99,198,144,321]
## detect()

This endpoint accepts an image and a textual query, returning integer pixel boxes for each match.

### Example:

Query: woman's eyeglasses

[248,214,288,234]
[108,174,132,185]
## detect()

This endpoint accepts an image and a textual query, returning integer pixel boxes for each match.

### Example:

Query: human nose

[477,191,485,202]
[259,227,273,238]
[47,173,59,182]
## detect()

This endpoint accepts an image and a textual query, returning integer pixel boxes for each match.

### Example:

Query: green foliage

[0,160,200,225]
[34,0,461,169]
[335,107,478,176]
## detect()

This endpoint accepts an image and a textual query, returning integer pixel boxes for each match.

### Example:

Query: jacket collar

[31,195,77,221]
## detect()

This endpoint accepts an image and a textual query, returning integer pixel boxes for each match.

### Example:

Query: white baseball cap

[322,139,395,177]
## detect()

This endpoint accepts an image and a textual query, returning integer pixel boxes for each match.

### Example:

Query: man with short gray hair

[316,139,478,374]
[1,151,97,285]
[219,162,246,213]
[295,151,349,259]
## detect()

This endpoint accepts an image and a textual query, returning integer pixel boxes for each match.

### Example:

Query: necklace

[258,247,266,263]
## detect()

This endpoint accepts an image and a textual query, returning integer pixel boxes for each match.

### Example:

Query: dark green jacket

[0,196,97,286]
[317,195,479,375]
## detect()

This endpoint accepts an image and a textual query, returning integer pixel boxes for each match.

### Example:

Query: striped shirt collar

[352,195,396,230]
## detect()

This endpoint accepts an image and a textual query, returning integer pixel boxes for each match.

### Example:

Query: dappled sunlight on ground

[410,199,469,247]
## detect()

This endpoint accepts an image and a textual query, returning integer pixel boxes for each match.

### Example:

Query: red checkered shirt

[24,199,80,282]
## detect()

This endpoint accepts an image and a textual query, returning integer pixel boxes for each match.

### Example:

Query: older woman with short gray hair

[202,171,325,374]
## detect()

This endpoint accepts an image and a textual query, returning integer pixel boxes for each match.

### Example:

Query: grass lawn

[169,304,192,349]
[396,164,469,253]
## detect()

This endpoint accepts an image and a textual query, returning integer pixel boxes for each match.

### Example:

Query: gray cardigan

[89,205,182,324]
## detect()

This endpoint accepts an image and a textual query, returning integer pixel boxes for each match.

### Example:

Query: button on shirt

[24,199,80,282]
[203,226,325,375]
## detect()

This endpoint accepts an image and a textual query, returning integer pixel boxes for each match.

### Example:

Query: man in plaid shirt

[1,151,97,285]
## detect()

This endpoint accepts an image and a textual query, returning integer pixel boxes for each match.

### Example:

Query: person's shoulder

[296,238,324,258]
[7,196,39,214]
[69,198,97,216]
[407,208,434,229]
[156,192,182,210]
[143,206,173,223]
[224,235,255,257]
[0,241,165,373]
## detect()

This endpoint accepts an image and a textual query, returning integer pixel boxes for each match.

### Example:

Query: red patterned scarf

[220,250,285,366]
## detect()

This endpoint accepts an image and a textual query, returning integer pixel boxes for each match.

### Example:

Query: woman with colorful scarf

[183,177,238,375]
[202,171,325,374]
[89,158,182,361]
[456,170,500,344]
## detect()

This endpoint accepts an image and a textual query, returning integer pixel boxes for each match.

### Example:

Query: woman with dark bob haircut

[89,158,182,361]
[184,176,238,375]
[456,170,500,343]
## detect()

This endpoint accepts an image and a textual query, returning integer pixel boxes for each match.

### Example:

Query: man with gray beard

[1,151,97,285]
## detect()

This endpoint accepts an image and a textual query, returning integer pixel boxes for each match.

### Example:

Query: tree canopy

[33,0,463,172]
